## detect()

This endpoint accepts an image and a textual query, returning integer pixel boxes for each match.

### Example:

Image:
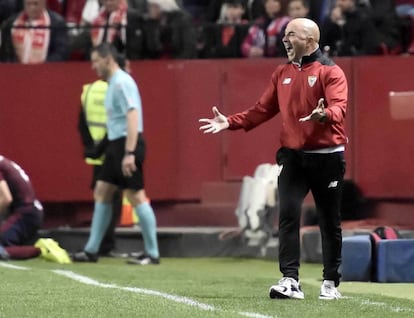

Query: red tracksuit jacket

[227,49,348,150]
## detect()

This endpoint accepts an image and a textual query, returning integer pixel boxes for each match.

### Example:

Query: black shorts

[97,134,146,190]
[91,165,103,189]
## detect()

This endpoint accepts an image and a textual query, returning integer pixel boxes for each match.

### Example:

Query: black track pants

[276,147,345,286]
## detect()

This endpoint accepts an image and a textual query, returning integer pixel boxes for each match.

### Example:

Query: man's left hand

[299,98,327,122]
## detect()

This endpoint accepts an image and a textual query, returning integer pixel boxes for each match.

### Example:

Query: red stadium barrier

[1,57,414,219]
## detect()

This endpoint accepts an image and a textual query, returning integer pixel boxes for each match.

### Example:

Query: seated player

[0,155,43,260]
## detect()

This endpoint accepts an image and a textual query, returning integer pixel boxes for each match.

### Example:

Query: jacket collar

[291,48,322,67]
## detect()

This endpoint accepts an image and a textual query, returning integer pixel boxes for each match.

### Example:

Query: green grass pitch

[1,257,413,318]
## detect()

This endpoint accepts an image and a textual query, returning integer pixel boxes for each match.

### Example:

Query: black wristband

[125,150,135,156]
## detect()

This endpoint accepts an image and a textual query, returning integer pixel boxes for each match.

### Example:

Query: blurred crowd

[0,0,413,64]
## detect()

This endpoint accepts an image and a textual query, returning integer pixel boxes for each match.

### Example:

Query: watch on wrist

[319,112,327,123]
[125,150,135,156]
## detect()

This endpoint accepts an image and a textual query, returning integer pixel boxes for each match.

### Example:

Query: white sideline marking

[53,270,214,311]
[3,263,413,316]
[53,270,116,288]
[53,270,274,318]
[0,262,29,270]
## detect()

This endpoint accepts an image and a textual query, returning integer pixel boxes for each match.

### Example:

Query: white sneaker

[269,277,305,299]
[319,280,341,300]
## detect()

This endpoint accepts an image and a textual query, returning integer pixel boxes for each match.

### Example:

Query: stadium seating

[65,0,85,24]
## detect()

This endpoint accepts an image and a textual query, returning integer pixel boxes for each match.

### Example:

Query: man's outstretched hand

[199,106,229,134]
[299,98,327,122]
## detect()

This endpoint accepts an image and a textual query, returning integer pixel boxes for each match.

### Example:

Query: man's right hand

[198,106,229,134]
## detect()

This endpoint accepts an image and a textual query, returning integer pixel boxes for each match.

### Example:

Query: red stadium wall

[352,56,414,198]
[1,57,414,225]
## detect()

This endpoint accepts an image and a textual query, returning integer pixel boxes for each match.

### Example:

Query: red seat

[65,0,87,24]
[47,0,63,14]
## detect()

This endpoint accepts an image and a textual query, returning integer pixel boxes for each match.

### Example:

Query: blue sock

[85,202,112,254]
[135,202,159,258]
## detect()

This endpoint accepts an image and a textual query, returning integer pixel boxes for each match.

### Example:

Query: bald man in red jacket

[200,18,347,300]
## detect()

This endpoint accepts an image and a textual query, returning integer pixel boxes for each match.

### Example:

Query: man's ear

[307,36,316,47]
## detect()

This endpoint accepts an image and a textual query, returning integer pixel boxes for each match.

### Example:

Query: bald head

[289,18,320,43]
